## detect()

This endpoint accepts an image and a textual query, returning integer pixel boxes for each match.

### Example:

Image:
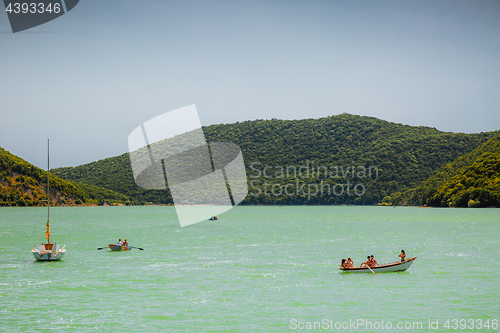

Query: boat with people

[107,238,130,251]
[339,257,417,273]
[98,239,143,251]
[108,244,131,251]
[32,139,66,261]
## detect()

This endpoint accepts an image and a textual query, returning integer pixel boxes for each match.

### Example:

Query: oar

[97,246,108,250]
[365,265,376,273]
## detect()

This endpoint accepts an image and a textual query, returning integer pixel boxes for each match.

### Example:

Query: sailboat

[32,139,66,261]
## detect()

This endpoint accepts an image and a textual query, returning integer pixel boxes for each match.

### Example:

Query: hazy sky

[1,0,499,168]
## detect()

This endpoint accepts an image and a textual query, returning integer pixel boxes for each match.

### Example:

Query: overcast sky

[1,0,499,169]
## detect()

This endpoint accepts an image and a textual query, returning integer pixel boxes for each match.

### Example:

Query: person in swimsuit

[340,259,349,269]
[370,255,378,267]
[361,256,371,267]
[399,250,406,262]
[347,258,354,268]
[123,239,128,247]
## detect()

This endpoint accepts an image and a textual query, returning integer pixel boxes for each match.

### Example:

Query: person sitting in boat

[361,256,371,267]
[347,257,354,268]
[399,250,406,262]
[117,239,123,246]
[123,239,128,246]
[370,255,378,267]
[340,259,349,269]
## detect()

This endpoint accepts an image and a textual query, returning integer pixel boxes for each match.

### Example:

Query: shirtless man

[370,255,378,267]
[361,256,371,267]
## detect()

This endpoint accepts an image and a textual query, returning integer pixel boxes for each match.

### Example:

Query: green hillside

[53,153,172,205]
[390,134,500,207]
[0,147,136,206]
[52,113,497,205]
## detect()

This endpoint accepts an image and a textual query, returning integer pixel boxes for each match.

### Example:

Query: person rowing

[361,256,371,267]
[370,255,378,267]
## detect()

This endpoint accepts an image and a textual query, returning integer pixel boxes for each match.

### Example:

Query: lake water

[0,206,499,332]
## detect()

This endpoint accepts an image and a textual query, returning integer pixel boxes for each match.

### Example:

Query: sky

[1,0,499,169]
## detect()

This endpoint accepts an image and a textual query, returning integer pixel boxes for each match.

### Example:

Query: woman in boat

[123,239,128,247]
[340,259,349,269]
[117,239,123,246]
[370,255,378,267]
[347,258,354,268]
[399,250,406,262]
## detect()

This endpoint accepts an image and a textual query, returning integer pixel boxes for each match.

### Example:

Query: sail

[45,220,50,240]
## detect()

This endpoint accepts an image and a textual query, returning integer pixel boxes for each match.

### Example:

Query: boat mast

[46,139,50,245]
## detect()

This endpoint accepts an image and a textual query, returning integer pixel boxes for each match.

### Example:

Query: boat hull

[108,244,131,251]
[32,243,65,261]
[340,257,417,273]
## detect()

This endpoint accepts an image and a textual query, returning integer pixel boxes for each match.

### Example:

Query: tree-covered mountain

[51,113,497,205]
[389,133,500,207]
[0,147,136,206]
[53,152,173,205]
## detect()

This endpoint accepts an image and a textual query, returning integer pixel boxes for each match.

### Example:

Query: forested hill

[390,133,500,207]
[0,147,135,206]
[52,113,497,205]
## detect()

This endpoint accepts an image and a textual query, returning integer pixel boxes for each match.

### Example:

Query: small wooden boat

[108,244,131,251]
[340,257,417,273]
[32,140,66,261]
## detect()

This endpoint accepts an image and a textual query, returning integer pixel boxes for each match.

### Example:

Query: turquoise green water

[1,206,499,332]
